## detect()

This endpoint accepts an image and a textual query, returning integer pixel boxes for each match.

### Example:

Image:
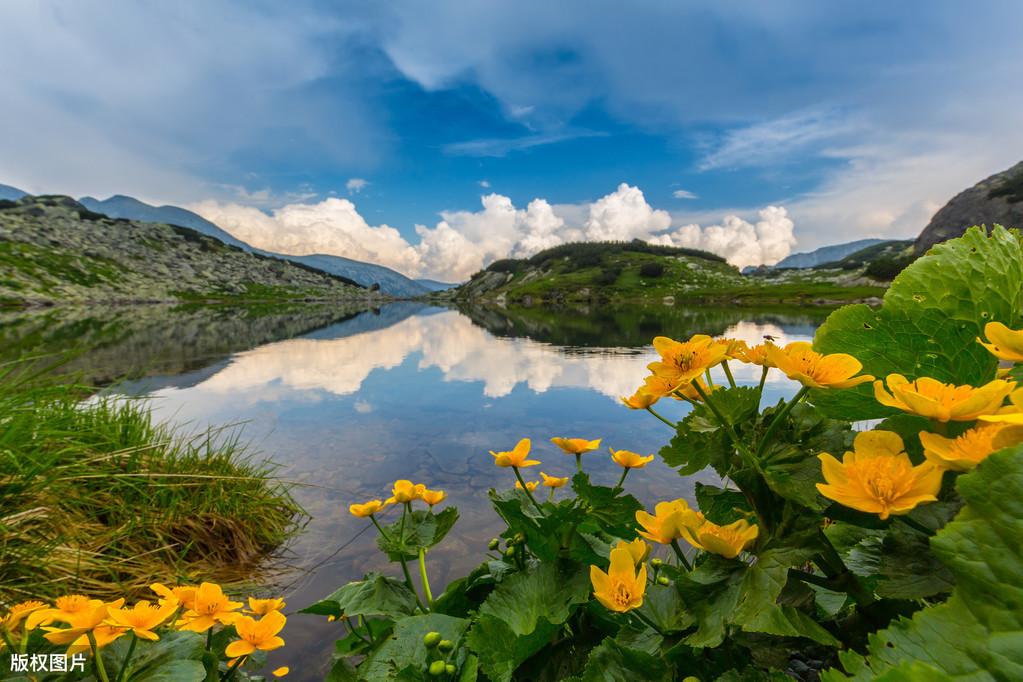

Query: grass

[0,358,303,605]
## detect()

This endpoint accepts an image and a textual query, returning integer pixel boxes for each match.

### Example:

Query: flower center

[612,581,634,608]
[856,457,911,507]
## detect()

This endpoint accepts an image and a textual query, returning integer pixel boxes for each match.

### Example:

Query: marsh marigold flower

[150,584,196,611]
[387,480,419,504]
[177,583,242,632]
[874,374,1014,422]
[677,516,758,559]
[979,387,1023,425]
[490,438,540,468]
[816,430,943,520]
[614,538,650,565]
[610,447,654,469]
[978,321,1023,362]
[248,597,286,616]
[43,599,126,654]
[26,595,103,630]
[550,437,602,455]
[735,343,771,367]
[420,489,447,506]
[635,500,690,544]
[225,610,286,658]
[590,547,647,613]
[647,335,729,390]
[2,600,46,632]
[540,471,569,488]
[349,499,388,517]
[920,423,1023,472]
[621,390,658,409]
[515,479,539,492]
[764,342,873,389]
[105,600,176,641]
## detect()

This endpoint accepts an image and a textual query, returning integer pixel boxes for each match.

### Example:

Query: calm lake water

[2,302,827,679]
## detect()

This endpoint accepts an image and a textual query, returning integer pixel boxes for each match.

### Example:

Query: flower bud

[423,631,442,648]
[438,639,454,653]
[504,547,517,559]
[657,575,670,586]
[650,558,663,568]
[487,538,500,551]
[445,664,456,675]
[428,660,447,676]
[513,532,526,545]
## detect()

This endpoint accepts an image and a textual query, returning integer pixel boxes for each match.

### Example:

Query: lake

[2,301,828,679]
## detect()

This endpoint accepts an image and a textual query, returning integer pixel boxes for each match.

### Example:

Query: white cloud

[672,189,698,200]
[478,180,490,188]
[654,206,796,270]
[583,183,671,242]
[346,178,369,194]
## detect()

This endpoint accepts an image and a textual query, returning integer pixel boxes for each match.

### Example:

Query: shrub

[593,265,622,285]
[639,261,666,278]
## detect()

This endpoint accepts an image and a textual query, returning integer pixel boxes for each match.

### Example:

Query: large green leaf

[694,482,752,525]
[569,637,672,682]
[377,507,460,560]
[823,446,1023,680]
[660,387,761,477]
[301,572,418,619]
[358,613,469,681]
[99,631,205,682]
[570,472,643,539]
[812,226,1023,420]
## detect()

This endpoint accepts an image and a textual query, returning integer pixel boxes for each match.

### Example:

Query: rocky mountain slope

[0,195,382,307]
[79,194,432,296]
[915,160,1023,253]
[774,238,885,269]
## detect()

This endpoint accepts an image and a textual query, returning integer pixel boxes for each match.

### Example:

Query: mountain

[774,239,885,269]
[915,160,1023,253]
[0,184,27,200]
[77,194,430,297]
[414,278,460,291]
[0,195,379,307]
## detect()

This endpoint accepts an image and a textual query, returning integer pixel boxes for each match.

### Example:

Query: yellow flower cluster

[487,437,656,491]
[635,499,758,559]
[0,583,287,670]
[349,479,447,518]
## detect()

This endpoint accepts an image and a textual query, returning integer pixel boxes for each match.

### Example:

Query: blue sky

[2,1,1022,279]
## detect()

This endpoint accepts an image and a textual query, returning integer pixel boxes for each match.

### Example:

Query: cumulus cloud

[478,180,490,188]
[193,183,795,281]
[672,189,698,200]
[346,178,368,194]
[653,206,796,270]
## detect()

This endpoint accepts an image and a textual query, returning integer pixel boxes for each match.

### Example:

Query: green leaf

[694,482,752,525]
[813,226,1023,420]
[575,637,671,682]
[100,632,205,682]
[825,446,1023,680]
[301,573,418,619]
[359,613,469,681]
[571,472,643,539]
[660,387,761,476]
[377,508,460,560]
[639,583,693,632]
[130,661,206,682]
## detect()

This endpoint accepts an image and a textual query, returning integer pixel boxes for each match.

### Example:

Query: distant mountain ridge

[774,239,885,269]
[78,195,431,296]
[0,183,27,201]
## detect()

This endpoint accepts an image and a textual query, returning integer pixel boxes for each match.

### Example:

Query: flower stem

[396,504,428,612]
[704,369,715,387]
[221,654,247,681]
[206,628,213,652]
[645,406,677,428]
[722,361,737,389]
[0,628,15,653]
[757,365,769,394]
[754,386,810,460]
[512,467,545,516]
[344,615,370,644]
[669,539,692,571]
[575,453,583,473]
[370,515,393,541]
[418,547,434,606]
[88,632,111,682]
[690,381,757,464]
[630,610,666,636]
[613,468,629,492]
[114,633,137,682]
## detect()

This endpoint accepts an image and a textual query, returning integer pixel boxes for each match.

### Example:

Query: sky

[2,1,1022,280]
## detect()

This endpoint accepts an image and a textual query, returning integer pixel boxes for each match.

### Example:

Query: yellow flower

[764,342,873,389]
[26,595,103,630]
[874,374,1014,422]
[247,597,286,616]
[978,387,1023,425]
[150,584,197,611]
[614,538,650,565]
[920,423,1023,472]
[677,516,758,559]
[177,582,242,632]
[978,321,1023,362]
[105,600,176,641]
[540,471,569,488]
[816,430,943,520]
[609,447,654,469]
[2,600,47,632]
[640,374,681,398]
[421,489,447,506]
[647,334,729,390]
[349,499,388,517]
[225,611,286,658]
[43,599,126,655]
[734,343,771,367]
[387,480,419,504]
[550,437,602,455]
[673,376,716,402]
[515,479,539,492]
[491,438,540,468]
[621,390,658,409]
[273,667,290,678]
[718,337,750,360]
[635,500,690,544]
[590,547,647,613]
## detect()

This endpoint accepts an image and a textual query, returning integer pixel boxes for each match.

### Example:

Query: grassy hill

[0,195,381,308]
[449,240,887,306]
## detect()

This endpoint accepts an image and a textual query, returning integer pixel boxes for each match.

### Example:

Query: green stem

[690,382,757,464]
[115,633,137,682]
[344,616,370,644]
[88,632,111,682]
[630,610,666,636]
[220,654,246,681]
[613,468,629,492]
[754,386,810,460]
[0,628,15,653]
[895,514,934,536]
[722,360,737,389]
[512,467,545,516]
[547,487,556,502]
[669,539,692,571]
[206,628,213,652]
[369,515,392,541]
[575,453,583,473]
[704,369,716,387]
[396,504,428,612]
[757,365,769,394]
[418,548,435,606]
[645,406,677,428]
